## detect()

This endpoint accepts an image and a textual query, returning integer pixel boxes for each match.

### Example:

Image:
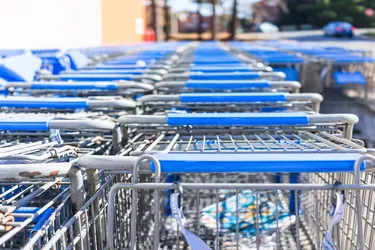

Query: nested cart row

[0,41,374,250]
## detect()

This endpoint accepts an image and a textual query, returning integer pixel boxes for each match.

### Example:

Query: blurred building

[252,0,288,25]
[174,12,231,34]
[102,0,147,44]
[176,12,211,33]
[145,1,171,40]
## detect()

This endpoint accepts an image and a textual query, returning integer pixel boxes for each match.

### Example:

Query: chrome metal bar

[163,134,179,153]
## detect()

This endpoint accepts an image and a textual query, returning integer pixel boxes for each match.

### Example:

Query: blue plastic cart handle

[30,81,118,91]
[265,58,304,63]
[92,65,148,70]
[0,97,89,109]
[0,119,50,131]
[59,74,134,81]
[190,68,252,73]
[104,61,151,66]
[192,57,238,61]
[190,60,242,65]
[189,72,261,80]
[191,63,246,68]
[152,153,365,173]
[167,112,309,126]
[185,80,271,89]
[179,93,287,103]
[74,69,144,75]
[333,57,374,63]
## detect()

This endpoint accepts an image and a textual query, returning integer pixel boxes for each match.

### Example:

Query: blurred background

[0,0,374,48]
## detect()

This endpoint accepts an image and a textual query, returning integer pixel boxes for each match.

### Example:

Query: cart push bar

[0,96,136,110]
[155,80,301,93]
[139,92,323,113]
[102,155,375,250]
[163,71,286,81]
[168,64,273,74]
[0,114,118,145]
[119,112,358,139]
[3,80,154,93]
[61,68,168,76]
[36,72,163,83]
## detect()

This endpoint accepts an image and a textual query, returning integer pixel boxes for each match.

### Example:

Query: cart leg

[111,127,123,155]
[87,169,103,250]
[69,166,86,250]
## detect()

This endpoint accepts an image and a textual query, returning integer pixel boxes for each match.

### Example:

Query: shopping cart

[2,80,155,98]
[104,153,375,250]
[1,40,372,250]
[32,45,145,75]
[167,62,272,74]
[36,44,194,84]
[259,41,375,100]
[156,52,295,94]
[162,64,285,82]
[36,69,163,84]
[320,56,375,101]
[0,114,118,249]
[31,49,71,75]
[56,50,176,80]
[0,112,119,150]
[139,92,323,114]
[60,112,373,250]
[229,44,305,82]
[155,79,301,94]
[0,96,137,116]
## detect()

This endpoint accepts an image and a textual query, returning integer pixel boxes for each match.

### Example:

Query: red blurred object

[143,29,155,42]
[336,27,343,32]
[351,26,356,31]
[365,8,374,17]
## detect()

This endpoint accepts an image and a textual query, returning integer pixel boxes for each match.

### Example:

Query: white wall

[0,0,102,49]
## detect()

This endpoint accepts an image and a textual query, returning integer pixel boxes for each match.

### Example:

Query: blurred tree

[151,0,158,39]
[197,0,203,40]
[278,0,375,28]
[190,0,205,39]
[229,0,237,40]
[278,0,308,27]
[164,0,170,41]
[211,0,217,39]
[193,0,220,40]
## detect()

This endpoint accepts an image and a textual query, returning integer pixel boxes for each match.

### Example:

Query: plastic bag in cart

[200,190,295,235]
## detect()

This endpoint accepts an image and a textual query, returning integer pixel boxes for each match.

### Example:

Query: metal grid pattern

[38,174,132,250]
[0,136,112,162]
[2,42,374,250]
[107,179,369,250]
[305,171,375,250]
[0,137,113,249]
[127,130,364,156]
[0,141,77,161]
[0,181,71,249]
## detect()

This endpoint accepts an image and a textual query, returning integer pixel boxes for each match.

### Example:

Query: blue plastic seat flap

[334,72,366,85]
[0,54,42,82]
